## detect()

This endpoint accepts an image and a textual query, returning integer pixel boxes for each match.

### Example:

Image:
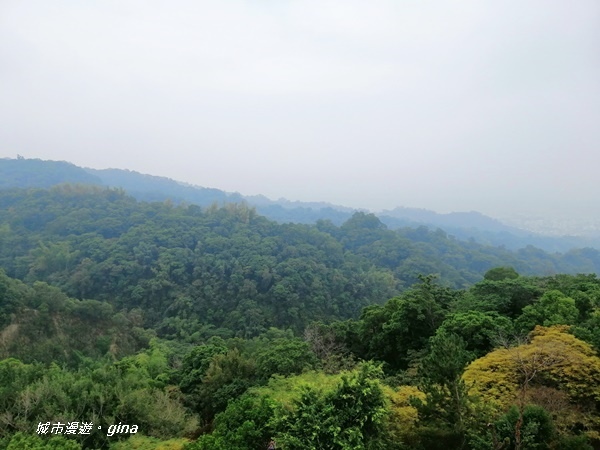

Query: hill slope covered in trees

[2,157,598,252]
[2,185,600,449]
[2,185,600,339]
[2,265,600,449]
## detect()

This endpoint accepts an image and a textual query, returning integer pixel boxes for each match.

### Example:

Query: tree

[5,432,82,449]
[515,290,579,332]
[384,385,425,449]
[0,269,24,328]
[436,311,513,357]
[303,322,354,373]
[463,326,600,446]
[415,333,474,449]
[187,393,276,450]
[255,338,317,380]
[466,278,542,318]
[359,275,452,371]
[179,338,228,394]
[494,405,555,450]
[194,348,257,422]
[273,363,389,449]
[484,267,520,281]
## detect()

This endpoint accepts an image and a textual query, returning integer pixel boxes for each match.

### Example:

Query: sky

[1,0,599,220]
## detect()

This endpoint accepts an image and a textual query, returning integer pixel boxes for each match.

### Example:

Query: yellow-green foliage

[250,370,343,409]
[462,347,519,408]
[463,325,600,439]
[109,434,190,450]
[252,367,427,445]
[527,326,600,402]
[383,385,426,445]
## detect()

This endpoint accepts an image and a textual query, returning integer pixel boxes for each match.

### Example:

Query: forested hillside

[3,157,599,252]
[0,158,101,188]
[1,186,600,337]
[2,267,600,448]
[2,186,600,449]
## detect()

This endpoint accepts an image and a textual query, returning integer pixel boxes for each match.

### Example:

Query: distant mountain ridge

[381,207,517,233]
[0,157,101,188]
[1,157,598,252]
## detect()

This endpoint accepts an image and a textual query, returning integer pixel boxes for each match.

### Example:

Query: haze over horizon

[1,1,599,220]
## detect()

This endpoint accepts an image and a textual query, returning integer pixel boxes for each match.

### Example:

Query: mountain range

[1,157,597,252]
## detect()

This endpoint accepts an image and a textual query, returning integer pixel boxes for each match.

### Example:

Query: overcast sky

[1,1,599,219]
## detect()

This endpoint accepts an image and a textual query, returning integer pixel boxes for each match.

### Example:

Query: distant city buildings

[502,215,600,238]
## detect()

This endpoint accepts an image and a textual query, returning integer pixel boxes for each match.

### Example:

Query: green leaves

[515,290,579,332]
[0,353,196,448]
[495,405,555,450]
[436,311,513,357]
[5,432,82,450]
[358,276,452,371]
[483,267,520,281]
[422,333,474,387]
[274,363,388,450]
[255,338,317,380]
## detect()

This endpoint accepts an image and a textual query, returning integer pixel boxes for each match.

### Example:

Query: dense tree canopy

[2,186,600,449]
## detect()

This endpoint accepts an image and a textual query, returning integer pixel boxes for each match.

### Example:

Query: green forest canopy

[1,186,600,449]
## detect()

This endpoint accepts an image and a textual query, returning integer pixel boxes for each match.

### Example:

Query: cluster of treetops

[1,186,600,449]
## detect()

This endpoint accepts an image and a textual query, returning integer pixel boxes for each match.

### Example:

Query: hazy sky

[1,1,599,219]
